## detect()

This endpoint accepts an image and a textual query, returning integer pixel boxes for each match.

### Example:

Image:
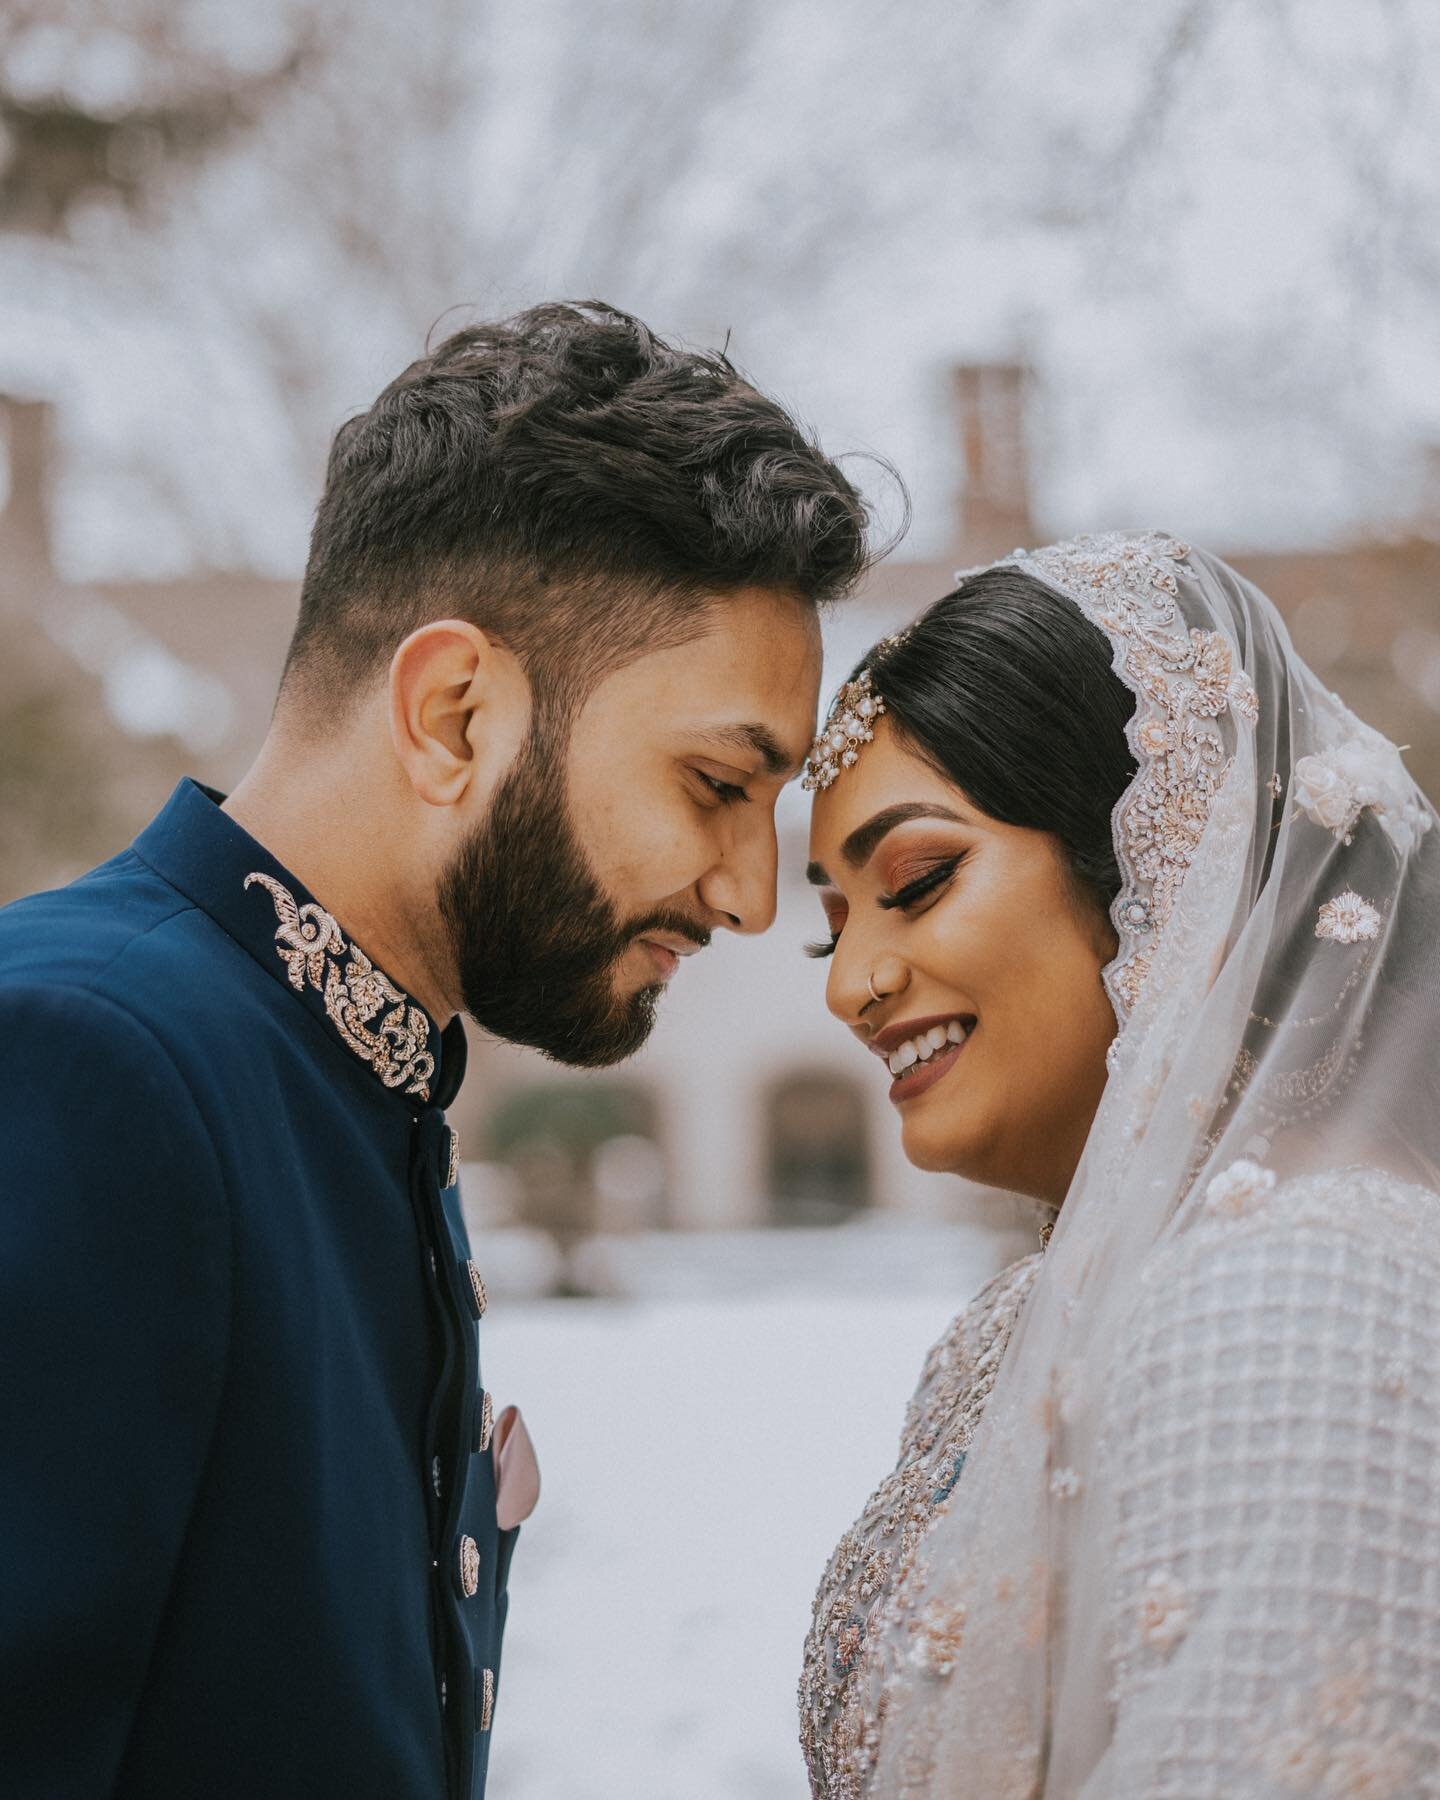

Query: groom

[0,302,871,1798]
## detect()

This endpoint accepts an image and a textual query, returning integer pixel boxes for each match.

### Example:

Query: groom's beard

[439,733,709,1067]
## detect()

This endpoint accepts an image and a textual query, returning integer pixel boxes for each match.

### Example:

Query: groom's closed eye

[697,771,751,803]
[689,765,753,807]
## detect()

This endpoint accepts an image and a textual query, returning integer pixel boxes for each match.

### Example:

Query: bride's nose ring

[865,959,909,1011]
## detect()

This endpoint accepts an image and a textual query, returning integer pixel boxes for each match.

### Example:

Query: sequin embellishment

[244,872,435,1099]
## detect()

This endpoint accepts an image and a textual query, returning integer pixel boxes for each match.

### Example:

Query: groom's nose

[694,823,779,936]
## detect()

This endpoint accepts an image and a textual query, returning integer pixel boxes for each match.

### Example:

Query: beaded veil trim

[1006,532,1259,1020]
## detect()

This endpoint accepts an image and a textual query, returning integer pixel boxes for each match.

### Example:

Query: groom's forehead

[616,594,821,710]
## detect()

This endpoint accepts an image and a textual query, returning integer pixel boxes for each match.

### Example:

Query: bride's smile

[805,713,1118,1202]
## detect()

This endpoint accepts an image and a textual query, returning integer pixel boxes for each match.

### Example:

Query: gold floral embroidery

[1010,533,1258,1019]
[244,872,435,1100]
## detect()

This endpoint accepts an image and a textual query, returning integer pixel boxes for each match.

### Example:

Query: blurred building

[5,374,1440,1244]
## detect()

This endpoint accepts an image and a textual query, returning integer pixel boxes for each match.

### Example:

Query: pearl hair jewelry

[802,630,913,793]
[802,671,885,791]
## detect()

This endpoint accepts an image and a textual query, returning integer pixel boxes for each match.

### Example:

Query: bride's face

[806,718,1118,1203]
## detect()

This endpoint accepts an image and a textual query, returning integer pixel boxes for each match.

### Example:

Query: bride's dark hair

[867,567,1137,912]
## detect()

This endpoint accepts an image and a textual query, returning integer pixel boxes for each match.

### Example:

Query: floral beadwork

[1007,533,1258,1020]
[1254,1643,1419,1798]
[799,1254,1042,1797]
[1294,726,1433,854]
[1315,890,1382,945]
[245,872,435,1099]
[908,1599,968,1677]
[1138,1571,1191,1653]
[1203,1157,1278,1218]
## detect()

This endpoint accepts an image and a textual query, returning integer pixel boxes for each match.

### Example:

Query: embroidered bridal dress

[799,534,1440,1798]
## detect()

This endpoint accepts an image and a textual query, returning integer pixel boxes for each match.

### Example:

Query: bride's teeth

[926,1025,949,1051]
[888,1049,905,1076]
[897,1041,919,1070]
[946,1019,966,1043]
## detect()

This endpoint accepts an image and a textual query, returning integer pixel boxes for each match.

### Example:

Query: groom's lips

[634,933,704,983]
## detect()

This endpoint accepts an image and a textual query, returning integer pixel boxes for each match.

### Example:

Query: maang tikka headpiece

[802,670,885,791]
[802,629,912,792]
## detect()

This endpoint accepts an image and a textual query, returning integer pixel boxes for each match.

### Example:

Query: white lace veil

[861,532,1440,1796]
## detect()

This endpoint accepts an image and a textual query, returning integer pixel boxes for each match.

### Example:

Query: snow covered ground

[479,1229,1017,1798]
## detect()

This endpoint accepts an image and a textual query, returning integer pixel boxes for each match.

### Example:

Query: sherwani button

[477,1667,495,1732]
[475,1389,494,1455]
[465,1259,488,1319]
[458,1534,480,1597]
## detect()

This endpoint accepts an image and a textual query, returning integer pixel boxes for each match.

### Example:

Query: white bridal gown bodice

[798,1169,1440,1798]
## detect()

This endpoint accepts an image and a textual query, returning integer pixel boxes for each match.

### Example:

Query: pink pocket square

[492,1404,541,1530]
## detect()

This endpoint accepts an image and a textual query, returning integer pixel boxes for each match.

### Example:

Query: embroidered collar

[243,871,435,1100]
[131,780,464,1110]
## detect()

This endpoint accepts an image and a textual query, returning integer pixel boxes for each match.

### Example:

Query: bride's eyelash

[878,856,963,911]
[804,856,964,959]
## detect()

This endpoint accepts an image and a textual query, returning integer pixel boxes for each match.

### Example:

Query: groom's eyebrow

[694,723,796,777]
[817,802,968,875]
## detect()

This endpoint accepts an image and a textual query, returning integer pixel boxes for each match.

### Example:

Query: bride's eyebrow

[835,802,968,871]
[805,802,969,888]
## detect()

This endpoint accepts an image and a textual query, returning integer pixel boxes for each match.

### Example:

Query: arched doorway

[764,1069,872,1226]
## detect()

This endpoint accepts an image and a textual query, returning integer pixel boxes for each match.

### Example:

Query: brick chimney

[953,363,1034,562]
[1419,443,1440,542]
[0,396,57,609]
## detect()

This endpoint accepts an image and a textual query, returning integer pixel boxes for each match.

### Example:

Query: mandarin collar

[132,779,466,1112]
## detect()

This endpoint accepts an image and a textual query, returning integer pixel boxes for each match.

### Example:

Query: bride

[797,531,1440,1797]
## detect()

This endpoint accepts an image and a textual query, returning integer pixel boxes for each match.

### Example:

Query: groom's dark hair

[282,300,878,724]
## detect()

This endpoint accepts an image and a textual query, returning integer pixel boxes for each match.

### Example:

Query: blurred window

[484,1081,665,1241]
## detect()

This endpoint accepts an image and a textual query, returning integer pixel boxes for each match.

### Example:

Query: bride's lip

[868,1011,977,1058]
[888,1030,972,1106]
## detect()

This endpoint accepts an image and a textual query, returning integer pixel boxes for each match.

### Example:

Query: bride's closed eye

[878,856,963,913]
[805,855,964,958]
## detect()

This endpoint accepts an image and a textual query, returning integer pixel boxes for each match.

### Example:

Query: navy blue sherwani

[0,779,512,1798]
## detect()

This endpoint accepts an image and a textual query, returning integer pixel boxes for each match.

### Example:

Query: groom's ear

[386,620,531,809]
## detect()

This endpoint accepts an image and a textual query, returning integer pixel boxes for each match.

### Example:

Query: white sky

[3,0,1439,578]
